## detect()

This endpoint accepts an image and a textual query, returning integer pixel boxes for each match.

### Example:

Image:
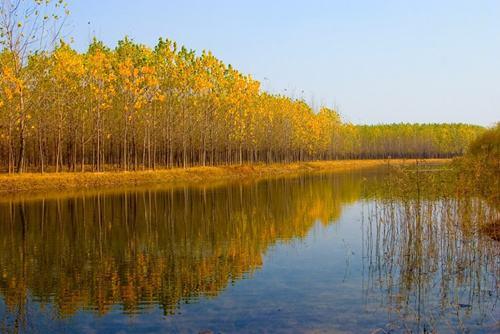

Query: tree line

[0,38,485,173]
[352,123,483,159]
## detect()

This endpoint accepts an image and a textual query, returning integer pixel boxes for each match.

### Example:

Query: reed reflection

[362,168,499,332]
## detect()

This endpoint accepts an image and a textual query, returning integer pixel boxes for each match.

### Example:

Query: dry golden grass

[0,159,450,196]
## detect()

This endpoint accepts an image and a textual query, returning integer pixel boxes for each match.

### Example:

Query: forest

[0,39,485,173]
[0,1,485,173]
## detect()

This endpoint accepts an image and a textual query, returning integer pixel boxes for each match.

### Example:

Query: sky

[68,0,499,126]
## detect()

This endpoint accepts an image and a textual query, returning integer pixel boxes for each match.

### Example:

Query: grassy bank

[0,159,449,196]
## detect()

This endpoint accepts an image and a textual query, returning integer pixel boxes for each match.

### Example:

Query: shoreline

[0,159,449,196]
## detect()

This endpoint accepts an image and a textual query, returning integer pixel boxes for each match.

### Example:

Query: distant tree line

[0,2,484,173]
[351,123,483,159]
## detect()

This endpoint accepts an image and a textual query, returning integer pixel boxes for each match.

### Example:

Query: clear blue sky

[69,0,499,126]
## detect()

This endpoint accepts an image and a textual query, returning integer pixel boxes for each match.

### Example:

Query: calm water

[0,168,498,333]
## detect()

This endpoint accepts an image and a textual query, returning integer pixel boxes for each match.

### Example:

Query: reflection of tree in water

[362,169,499,333]
[0,172,362,327]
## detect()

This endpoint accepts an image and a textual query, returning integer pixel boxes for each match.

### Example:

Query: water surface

[0,168,498,333]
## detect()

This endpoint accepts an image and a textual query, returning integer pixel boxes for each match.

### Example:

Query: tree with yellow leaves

[49,42,85,172]
[0,0,69,172]
[86,39,115,172]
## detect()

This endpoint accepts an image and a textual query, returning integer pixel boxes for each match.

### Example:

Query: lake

[0,167,498,333]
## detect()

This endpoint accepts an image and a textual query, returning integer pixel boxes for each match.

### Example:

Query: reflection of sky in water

[0,171,497,333]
